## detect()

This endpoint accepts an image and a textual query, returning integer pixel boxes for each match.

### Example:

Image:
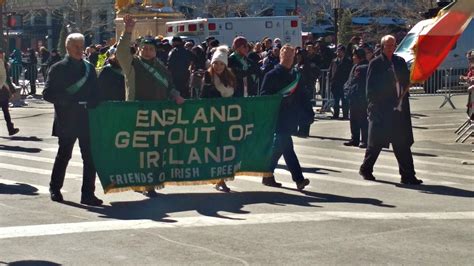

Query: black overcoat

[366,53,413,148]
[43,56,98,138]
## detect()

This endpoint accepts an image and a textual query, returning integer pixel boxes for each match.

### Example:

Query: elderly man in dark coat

[43,33,103,206]
[359,35,422,185]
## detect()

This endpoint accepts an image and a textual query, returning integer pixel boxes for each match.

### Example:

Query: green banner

[88,96,282,193]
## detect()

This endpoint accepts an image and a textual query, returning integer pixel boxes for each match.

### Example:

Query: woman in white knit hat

[201,45,235,192]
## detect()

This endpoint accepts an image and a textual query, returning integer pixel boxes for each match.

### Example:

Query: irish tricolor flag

[410,0,474,83]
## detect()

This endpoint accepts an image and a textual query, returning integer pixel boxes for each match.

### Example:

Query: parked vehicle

[166,16,303,47]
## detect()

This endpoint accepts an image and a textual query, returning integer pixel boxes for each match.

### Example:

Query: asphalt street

[0,92,473,265]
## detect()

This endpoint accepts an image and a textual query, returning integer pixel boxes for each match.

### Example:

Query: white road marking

[0,163,81,179]
[273,169,379,186]
[0,151,82,167]
[0,211,472,240]
[0,178,53,194]
[292,145,474,181]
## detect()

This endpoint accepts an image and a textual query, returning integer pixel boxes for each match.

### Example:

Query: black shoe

[359,170,376,181]
[49,189,63,202]
[262,176,282,187]
[8,128,19,136]
[142,189,159,198]
[296,178,310,190]
[343,141,359,146]
[359,143,368,148]
[215,182,231,193]
[80,195,103,206]
[401,177,423,185]
[330,116,339,120]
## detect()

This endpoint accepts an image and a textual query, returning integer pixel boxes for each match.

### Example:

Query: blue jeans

[269,133,304,182]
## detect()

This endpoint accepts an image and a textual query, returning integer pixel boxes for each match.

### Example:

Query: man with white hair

[43,33,103,206]
[359,35,423,185]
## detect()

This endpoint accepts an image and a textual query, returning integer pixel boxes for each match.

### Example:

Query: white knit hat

[211,45,229,66]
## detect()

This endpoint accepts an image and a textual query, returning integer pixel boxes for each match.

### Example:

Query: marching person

[43,33,103,206]
[0,49,19,136]
[200,45,235,192]
[260,44,310,191]
[117,15,184,198]
[228,36,260,97]
[359,35,423,185]
[343,48,369,148]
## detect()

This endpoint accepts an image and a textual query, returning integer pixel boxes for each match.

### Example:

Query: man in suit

[43,33,103,205]
[359,35,423,185]
[328,44,352,119]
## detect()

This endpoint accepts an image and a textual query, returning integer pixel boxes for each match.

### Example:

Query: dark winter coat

[97,64,125,102]
[344,60,369,103]
[261,64,303,134]
[228,53,260,96]
[43,56,98,138]
[366,53,413,148]
[328,56,352,96]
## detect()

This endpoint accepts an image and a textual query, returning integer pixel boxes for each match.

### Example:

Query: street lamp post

[331,0,341,46]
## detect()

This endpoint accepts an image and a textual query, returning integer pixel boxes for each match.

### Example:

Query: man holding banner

[260,44,310,190]
[43,33,103,206]
[359,35,423,185]
[117,14,184,197]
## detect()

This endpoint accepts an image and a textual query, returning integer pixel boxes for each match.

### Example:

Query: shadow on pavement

[278,164,341,174]
[2,260,61,266]
[0,144,41,153]
[384,149,438,157]
[307,135,350,142]
[376,180,474,198]
[1,136,43,142]
[61,190,394,221]
[0,183,39,196]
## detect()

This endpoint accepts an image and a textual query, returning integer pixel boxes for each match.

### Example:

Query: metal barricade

[313,69,333,114]
[410,67,469,109]
[11,63,40,96]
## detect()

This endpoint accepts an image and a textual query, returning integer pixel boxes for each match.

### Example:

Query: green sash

[137,58,169,88]
[65,60,90,95]
[278,69,300,97]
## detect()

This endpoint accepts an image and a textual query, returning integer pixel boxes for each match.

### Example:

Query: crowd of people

[2,15,432,206]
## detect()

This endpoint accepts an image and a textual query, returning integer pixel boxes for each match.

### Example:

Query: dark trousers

[360,142,416,178]
[349,101,368,144]
[50,135,97,196]
[333,92,349,118]
[269,133,304,182]
[29,78,36,94]
[1,100,14,132]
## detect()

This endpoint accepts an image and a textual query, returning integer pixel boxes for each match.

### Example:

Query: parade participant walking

[0,49,19,136]
[260,44,310,190]
[200,45,235,192]
[117,15,184,198]
[228,36,260,96]
[43,33,103,206]
[359,35,423,185]
[343,48,369,148]
[328,44,352,119]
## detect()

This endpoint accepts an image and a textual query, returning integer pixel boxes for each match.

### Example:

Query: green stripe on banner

[88,95,282,193]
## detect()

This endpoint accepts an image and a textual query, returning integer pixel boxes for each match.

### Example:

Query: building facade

[4,0,116,52]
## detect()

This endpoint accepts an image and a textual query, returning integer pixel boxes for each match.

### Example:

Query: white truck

[165,16,303,47]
